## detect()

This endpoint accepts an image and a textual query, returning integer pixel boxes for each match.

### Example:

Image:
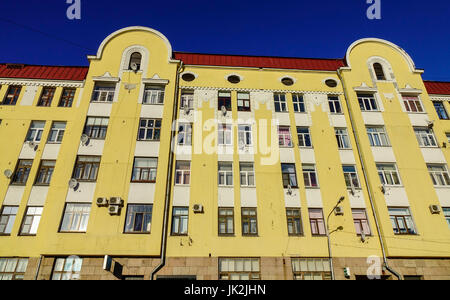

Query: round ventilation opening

[325,79,338,88]
[281,77,294,86]
[227,75,241,84]
[182,73,195,82]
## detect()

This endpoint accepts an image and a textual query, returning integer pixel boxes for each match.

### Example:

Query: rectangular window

[37,87,56,107]
[309,208,326,236]
[175,161,190,185]
[218,123,232,146]
[427,164,450,186]
[292,94,306,113]
[51,257,83,280]
[335,128,351,149]
[58,88,76,107]
[240,162,255,187]
[343,165,360,189]
[131,157,157,183]
[91,83,115,102]
[388,207,417,235]
[124,204,153,233]
[0,206,18,235]
[238,125,252,146]
[237,92,250,111]
[25,121,45,143]
[352,209,371,236]
[278,126,293,147]
[180,91,194,109]
[11,160,33,185]
[367,126,390,147]
[402,95,424,113]
[72,156,101,182]
[358,93,379,111]
[218,91,231,111]
[274,93,287,112]
[59,203,91,232]
[242,208,258,236]
[219,258,260,280]
[20,206,43,235]
[433,102,449,120]
[281,163,298,188]
[0,258,28,280]
[143,85,165,104]
[297,127,312,147]
[303,164,318,188]
[171,207,188,235]
[377,164,401,186]
[328,96,342,114]
[443,207,450,228]
[83,117,109,140]
[138,119,161,141]
[47,121,66,143]
[414,127,437,147]
[177,123,192,146]
[218,208,234,235]
[2,86,21,105]
[218,162,233,186]
[291,258,331,280]
[35,160,56,186]
[286,208,303,236]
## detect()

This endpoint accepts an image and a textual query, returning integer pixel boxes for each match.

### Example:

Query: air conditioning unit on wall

[429,204,441,214]
[108,205,120,215]
[109,197,124,207]
[193,204,204,213]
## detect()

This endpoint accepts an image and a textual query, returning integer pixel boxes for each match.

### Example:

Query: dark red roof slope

[174,52,345,71]
[0,64,88,81]
[424,81,450,95]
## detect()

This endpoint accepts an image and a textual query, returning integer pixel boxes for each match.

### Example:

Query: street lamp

[326,196,345,280]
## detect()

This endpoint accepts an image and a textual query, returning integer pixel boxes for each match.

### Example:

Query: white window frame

[218,124,232,146]
[143,85,165,104]
[328,95,342,114]
[427,164,450,186]
[358,93,379,111]
[0,206,18,235]
[377,163,402,186]
[218,162,233,186]
[180,91,194,109]
[91,84,115,102]
[47,122,66,144]
[177,123,192,146]
[414,127,437,147]
[402,95,424,113]
[175,161,191,185]
[343,165,360,189]
[25,121,45,143]
[292,94,306,113]
[278,126,293,147]
[297,127,312,148]
[20,206,43,235]
[274,93,288,112]
[303,164,319,188]
[59,203,91,232]
[238,125,252,147]
[335,128,351,149]
[240,162,255,187]
[367,126,390,147]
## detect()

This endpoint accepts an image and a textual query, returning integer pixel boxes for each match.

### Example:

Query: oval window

[227,75,240,84]
[281,77,294,86]
[182,73,195,82]
[325,79,337,88]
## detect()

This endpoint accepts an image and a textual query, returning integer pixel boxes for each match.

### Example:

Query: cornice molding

[179,86,343,95]
[0,78,84,88]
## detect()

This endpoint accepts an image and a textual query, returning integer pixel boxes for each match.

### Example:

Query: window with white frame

[143,85,165,104]
[366,126,390,147]
[377,164,401,186]
[291,258,331,280]
[218,91,231,111]
[59,203,91,232]
[414,127,437,147]
[357,93,379,111]
[238,124,252,147]
[20,206,43,235]
[240,162,255,187]
[388,207,417,235]
[0,206,18,235]
[274,93,288,112]
[433,102,449,120]
[427,164,450,186]
[35,160,55,185]
[91,83,115,102]
[171,207,188,235]
[292,94,306,113]
[218,162,233,186]
[352,209,371,236]
[52,257,83,280]
[25,121,45,143]
[219,258,260,280]
[281,163,298,188]
[309,209,326,236]
[328,96,342,114]
[297,127,312,147]
[83,117,109,140]
[303,164,318,188]
[124,204,153,233]
[218,124,232,146]
[402,95,424,113]
[47,122,66,143]
[0,258,28,280]
[237,92,251,111]
[131,157,158,183]
[177,123,192,146]
[175,161,191,185]
[180,91,194,109]
[444,208,450,228]
[343,165,360,189]
[335,128,351,149]
[278,126,293,147]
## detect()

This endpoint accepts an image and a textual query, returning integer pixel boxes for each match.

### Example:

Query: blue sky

[0,0,448,81]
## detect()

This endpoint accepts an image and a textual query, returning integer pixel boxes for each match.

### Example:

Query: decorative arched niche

[120,46,149,74]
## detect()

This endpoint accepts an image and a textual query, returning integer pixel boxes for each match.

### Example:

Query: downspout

[34,255,43,280]
[151,61,184,280]
[337,70,402,280]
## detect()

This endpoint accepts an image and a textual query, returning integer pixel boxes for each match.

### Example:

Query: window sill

[0,233,12,236]
[370,145,392,148]
[419,146,440,149]
[305,186,320,189]
[298,146,314,149]
[175,184,190,187]
[58,231,87,234]
[46,142,62,145]
[218,185,234,188]
[242,234,259,237]
[171,233,188,236]
[241,186,256,189]
[9,183,26,186]
[137,139,161,142]
[338,148,353,151]
[218,234,235,237]
[142,103,164,106]
[34,183,50,187]
[131,181,156,184]
[123,231,151,235]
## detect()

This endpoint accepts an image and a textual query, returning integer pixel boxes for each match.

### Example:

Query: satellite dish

[238,140,245,150]
[27,141,36,149]
[81,134,90,146]
[287,185,293,195]
[68,178,79,190]
[130,63,138,72]
[4,169,13,179]
[184,106,191,115]
[221,105,227,116]
[360,232,366,243]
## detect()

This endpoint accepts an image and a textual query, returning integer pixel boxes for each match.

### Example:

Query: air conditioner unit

[192,204,203,213]
[108,205,120,215]
[109,197,124,207]
[96,197,108,207]
[429,204,441,214]
[334,206,344,216]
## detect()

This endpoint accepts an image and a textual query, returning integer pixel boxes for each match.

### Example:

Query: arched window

[373,63,386,80]
[129,52,142,71]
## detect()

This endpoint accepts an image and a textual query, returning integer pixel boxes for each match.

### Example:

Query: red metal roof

[424,81,450,95]
[0,64,88,81]
[174,52,345,71]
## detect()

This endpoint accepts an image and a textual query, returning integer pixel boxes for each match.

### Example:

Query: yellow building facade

[0,26,449,280]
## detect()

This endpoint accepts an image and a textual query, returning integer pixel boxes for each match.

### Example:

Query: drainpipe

[34,255,43,280]
[337,70,402,280]
[151,61,184,280]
